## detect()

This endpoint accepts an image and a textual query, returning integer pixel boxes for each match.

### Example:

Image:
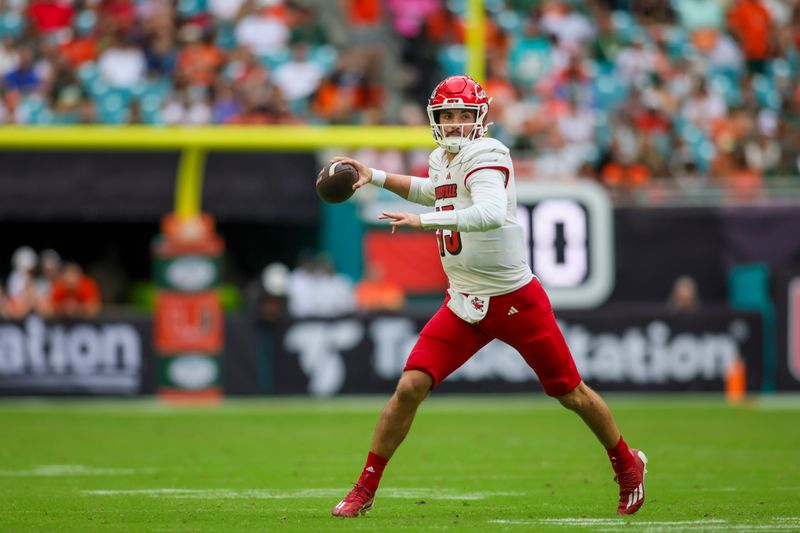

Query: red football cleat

[615,449,648,515]
[331,484,375,517]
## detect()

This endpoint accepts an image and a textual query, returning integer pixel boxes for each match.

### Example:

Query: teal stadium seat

[94,89,131,124]
[508,37,552,85]
[310,45,337,74]
[75,10,97,36]
[138,93,164,124]
[495,10,522,37]
[446,0,466,15]
[16,94,54,125]
[77,62,100,90]
[215,22,237,51]
[708,69,742,106]
[177,0,208,17]
[593,110,612,149]
[89,78,109,98]
[130,79,168,124]
[594,74,627,108]
[260,48,291,70]
[664,26,689,60]
[611,10,639,41]
[752,74,782,111]
[483,0,506,13]
[0,11,24,38]
[438,45,466,78]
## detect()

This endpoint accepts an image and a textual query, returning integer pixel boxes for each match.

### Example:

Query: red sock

[607,436,635,472]
[357,452,388,492]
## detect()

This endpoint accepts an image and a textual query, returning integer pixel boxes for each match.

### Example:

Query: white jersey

[411,137,533,296]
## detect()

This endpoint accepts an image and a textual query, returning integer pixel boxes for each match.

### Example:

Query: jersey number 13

[436,205,462,256]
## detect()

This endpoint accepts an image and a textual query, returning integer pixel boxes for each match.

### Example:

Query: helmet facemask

[427,101,490,153]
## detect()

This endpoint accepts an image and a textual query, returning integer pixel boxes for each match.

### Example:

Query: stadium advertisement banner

[271,309,762,397]
[0,315,150,395]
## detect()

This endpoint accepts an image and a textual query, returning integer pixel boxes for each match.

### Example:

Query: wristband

[369,168,387,188]
[420,210,458,230]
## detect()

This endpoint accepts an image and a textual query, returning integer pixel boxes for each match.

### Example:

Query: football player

[330,75,647,518]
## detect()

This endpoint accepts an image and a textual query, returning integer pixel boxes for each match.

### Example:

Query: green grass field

[1,395,799,532]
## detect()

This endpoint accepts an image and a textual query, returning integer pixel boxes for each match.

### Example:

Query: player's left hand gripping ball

[316,161,359,204]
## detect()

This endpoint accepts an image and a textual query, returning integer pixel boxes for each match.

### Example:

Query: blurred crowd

[0,0,799,197]
[247,250,405,320]
[1,246,101,319]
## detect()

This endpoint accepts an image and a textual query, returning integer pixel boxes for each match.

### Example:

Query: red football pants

[403,278,582,397]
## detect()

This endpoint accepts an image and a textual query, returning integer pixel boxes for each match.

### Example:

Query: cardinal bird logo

[470,297,484,311]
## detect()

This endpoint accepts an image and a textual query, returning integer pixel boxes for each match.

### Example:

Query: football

[316,161,359,204]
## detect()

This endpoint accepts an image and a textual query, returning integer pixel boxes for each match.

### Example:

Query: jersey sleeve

[407,151,440,206]
[407,176,435,206]
[419,168,507,232]
[454,168,506,232]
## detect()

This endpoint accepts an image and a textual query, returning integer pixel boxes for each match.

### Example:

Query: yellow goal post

[0,125,434,218]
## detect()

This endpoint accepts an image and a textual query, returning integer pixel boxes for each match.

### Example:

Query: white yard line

[490,519,727,526]
[0,464,155,477]
[489,517,800,531]
[82,487,522,500]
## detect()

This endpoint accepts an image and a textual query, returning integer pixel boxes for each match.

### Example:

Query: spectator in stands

[4,46,41,94]
[210,79,241,123]
[539,0,595,52]
[47,53,93,123]
[355,261,405,312]
[343,0,384,50]
[177,28,225,89]
[0,37,19,78]
[272,42,324,104]
[59,23,99,69]
[245,262,289,322]
[726,0,773,74]
[286,248,316,317]
[27,0,74,36]
[50,261,101,318]
[668,275,700,312]
[97,0,136,36]
[287,2,327,46]
[234,0,290,56]
[385,0,439,42]
[313,252,355,316]
[673,161,707,192]
[744,131,781,177]
[0,285,9,319]
[423,3,464,45]
[286,251,354,317]
[5,246,39,319]
[97,31,147,89]
[776,90,800,178]
[614,35,659,88]
[311,50,363,124]
[673,0,724,53]
[509,16,553,87]
[682,78,727,134]
[33,248,61,317]
[209,0,246,23]
[162,85,212,124]
[142,19,177,78]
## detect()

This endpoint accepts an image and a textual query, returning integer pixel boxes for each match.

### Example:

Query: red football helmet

[426,75,491,153]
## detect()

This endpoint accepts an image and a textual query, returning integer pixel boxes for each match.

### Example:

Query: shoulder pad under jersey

[428,147,446,175]
[457,138,510,166]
